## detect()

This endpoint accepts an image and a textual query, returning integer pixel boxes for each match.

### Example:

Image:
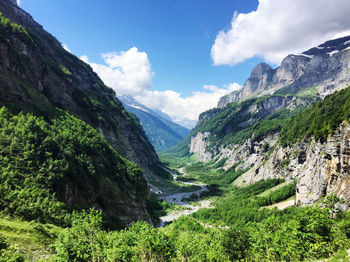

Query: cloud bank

[81,47,153,96]
[135,84,240,123]
[81,48,238,126]
[211,0,350,65]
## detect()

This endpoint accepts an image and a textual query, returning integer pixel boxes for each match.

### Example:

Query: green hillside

[0,106,147,227]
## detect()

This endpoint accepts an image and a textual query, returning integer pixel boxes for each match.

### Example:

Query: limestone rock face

[190,132,213,161]
[192,95,312,162]
[217,90,243,109]
[218,36,350,108]
[233,123,350,209]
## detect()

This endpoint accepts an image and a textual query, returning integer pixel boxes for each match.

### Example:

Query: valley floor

[2,156,350,261]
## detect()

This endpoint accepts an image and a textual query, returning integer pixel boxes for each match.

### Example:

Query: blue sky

[19,0,350,127]
[21,0,260,95]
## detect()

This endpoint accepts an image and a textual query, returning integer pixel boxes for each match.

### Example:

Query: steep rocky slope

[0,0,158,167]
[0,0,161,225]
[119,95,189,152]
[218,35,350,108]
[171,35,350,209]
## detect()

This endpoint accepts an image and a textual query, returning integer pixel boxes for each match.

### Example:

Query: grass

[58,65,72,76]
[258,180,294,197]
[0,215,62,261]
[296,86,319,99]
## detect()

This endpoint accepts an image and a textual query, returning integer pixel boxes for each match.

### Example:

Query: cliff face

[218,36,350,108]
[191,95,313,161]
[232,122,350,209]
[0,0,158,225]
[185,36,350,209]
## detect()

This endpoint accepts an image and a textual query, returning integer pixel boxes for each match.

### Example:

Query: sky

[19,0,350,128]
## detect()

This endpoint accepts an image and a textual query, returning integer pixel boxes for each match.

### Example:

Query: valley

[1,0,350,261]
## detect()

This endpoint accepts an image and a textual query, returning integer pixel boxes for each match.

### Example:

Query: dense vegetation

[0,106,147,226]
[44,180,350,261]
[0,234,24,261]
[280,86,350,146]
[182,161,247,187]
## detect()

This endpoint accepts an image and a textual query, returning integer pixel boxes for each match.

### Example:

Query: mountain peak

[250,63,273,77]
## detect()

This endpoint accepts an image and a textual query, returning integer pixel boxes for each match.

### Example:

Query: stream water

[157,169,211,227]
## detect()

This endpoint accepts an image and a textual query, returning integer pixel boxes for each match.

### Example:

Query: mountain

[169,35,350,207]
[0,0,164,225]
[119,95,190,152]
[218,35,350,108]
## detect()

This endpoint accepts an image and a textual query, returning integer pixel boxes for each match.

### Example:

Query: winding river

[158,169,211,227]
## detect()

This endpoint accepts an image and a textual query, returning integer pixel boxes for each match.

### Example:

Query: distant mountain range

[119,95,190,152]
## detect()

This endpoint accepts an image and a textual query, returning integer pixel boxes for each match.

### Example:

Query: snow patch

[299,53,313,59]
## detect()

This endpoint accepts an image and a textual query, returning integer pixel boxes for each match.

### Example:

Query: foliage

[52,209,175,262]
[0,234,24,262]
[51,209,106,261]
[280,86,350,146]
[0,106,146,226]
[248,206,349,261]
[183,161,247,187]
[256,180,296,207]
[193,179,284,226]
[162,136,191,158]
[0,215,61,261]
[50,180,350,262]
[0,12,29,37]
[58,65,72,76]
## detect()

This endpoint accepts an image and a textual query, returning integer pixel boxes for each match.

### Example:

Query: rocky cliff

[184,36,350,209]
[191,85,350,209]
[190,95,313,161]
[218,36,350,108]
[232,122,350,209]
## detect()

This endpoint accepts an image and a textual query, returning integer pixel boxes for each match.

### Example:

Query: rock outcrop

[218,36,350,108]
[186,35,350,209]
[233,122,350,209]
[192,95,313,162]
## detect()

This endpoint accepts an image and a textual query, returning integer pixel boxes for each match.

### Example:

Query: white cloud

[82,48,239,126]
[80,47,153,96]
[211,0,350,66]
[16,0,20,6]
[134,84,240,123]
[225,82,243,92]
[62,44,71,53]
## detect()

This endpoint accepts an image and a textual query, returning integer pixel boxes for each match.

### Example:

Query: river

[158,168,211,227]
